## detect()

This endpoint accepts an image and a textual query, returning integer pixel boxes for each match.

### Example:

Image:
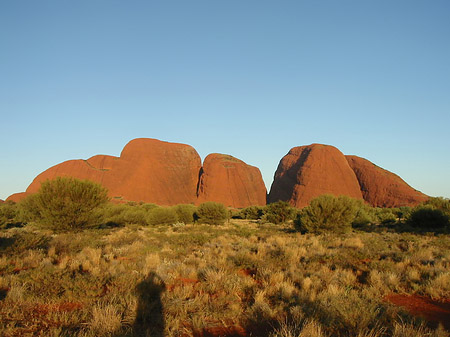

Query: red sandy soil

[385,294,450,330]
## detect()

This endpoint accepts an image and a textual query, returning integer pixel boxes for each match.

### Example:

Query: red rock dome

[9,138,202,205]
[346,155,428,207]
[268,144,363,208]
[197,153,267,208]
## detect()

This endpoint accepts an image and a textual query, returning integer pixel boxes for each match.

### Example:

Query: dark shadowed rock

[197,153,267,208]
[268,144,363,208]
[346,155,428,207]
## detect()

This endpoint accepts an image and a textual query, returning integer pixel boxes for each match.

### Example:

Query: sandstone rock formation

[7,138,266,208]
[9,138,202,205]
[7,139,428,208]
[197,153,266,208]
[7,192,31,203]
[268,144,363,208]
[346,155,428,207]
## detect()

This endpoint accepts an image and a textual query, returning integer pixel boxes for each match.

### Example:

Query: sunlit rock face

[9,138,202,206]
[7,139,428,208]
[7,138,266,208]
[268,144,363,208]
[197,153,267,208]
[346,155,428,207]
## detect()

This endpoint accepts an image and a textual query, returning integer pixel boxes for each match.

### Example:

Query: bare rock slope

[346,155,428,207]
[268,144,363,207]
[9,139,202,205]
[7,138,266,208]
[7,139,428,208]
[197,153,266,208]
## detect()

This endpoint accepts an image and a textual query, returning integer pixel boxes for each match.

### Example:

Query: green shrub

[352,205,376,227]
[407,206,450,230]
[374,208,397,225]
[262,201,295,224]
[295,195,361,233]
[122,206,148,225]
[22,177,109,231]
[173,204,196,224]
[0,201,19,227]
[423,197,450,215]
[17,194,42,224]
[195,202,228,225]
[141,203,159,212]
[147,207,178,226]
[239,205,264,220]
[100,203,128,225]
[0,231,51,255]
[395,206,412,220]
[101,203,148,226]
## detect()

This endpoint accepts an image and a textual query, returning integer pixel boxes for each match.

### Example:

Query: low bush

[295,195,361,233]
[121,206,148,225]
[147,207,178,226]
[17,194,43,224]
[262,201,295,224]
[0,201,19,227]
[423,197,450,215]
[172,204,196,224]
[407,206,450,230]
[395,206,412,221]
[352,205,376,227]
[239,206,264,220]
[374,208,398,225]
[21,177,109,231]
[195,202,228,225]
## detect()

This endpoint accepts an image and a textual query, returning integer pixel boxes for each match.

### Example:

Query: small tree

[24,177,109,231]
[295,195,360,233]
[262,201,295,224]
[195,202,228,225]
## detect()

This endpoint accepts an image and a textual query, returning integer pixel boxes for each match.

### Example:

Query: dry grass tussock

[0,220,449,336]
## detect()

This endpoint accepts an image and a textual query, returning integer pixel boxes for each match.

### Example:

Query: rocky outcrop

[9,138,202,206]
[6,138,265,208]
[6,139,429,208]
[268,144,363,208]
[197,153,266,208]
[346,155,428,207]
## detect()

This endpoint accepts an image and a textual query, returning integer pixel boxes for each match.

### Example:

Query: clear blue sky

[1,1,449,200]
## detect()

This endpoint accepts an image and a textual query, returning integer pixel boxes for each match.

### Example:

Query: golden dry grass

[0,220,449,336]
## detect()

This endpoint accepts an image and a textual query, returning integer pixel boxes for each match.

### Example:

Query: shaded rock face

[7,138,266,208]
[10,139,202,206]
[346,155,428,207]
[197,154,267,208]
[268,144,363,208]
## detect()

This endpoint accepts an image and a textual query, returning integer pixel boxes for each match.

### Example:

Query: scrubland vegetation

[0,178,449,336]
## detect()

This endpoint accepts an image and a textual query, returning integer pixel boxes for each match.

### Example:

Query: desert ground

[1,211,449,336]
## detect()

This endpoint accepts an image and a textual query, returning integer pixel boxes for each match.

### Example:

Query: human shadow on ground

[132,272,166,337]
